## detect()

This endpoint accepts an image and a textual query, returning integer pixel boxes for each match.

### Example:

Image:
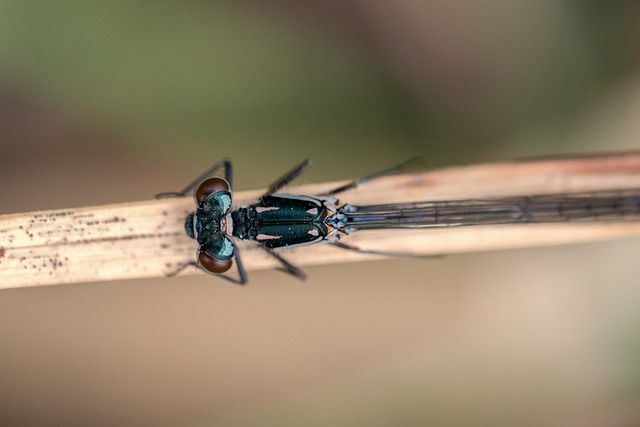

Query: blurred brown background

[2,1,640,426]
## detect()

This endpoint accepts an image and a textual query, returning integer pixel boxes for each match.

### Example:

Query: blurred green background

[2,1,640,426]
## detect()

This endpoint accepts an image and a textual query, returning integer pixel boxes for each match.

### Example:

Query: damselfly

[158,159,640,284]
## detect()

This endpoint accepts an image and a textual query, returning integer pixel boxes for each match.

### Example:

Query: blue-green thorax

[231,194,334,249]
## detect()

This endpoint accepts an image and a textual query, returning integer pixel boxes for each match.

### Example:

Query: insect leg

[260,159,312,199]
[165,261,198,278]
[210,246,247,285]
[319,157,425,197]
[260,246,307,280]
[164,247,247,285]
[156,158,233,198]
[330,240,442,259]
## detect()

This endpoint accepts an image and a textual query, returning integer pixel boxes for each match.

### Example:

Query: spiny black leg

[156,158,233,198]
[260,159,312,199]
[260,246,307,280]
[225,246,247,285]
[319,157,425,197]
[331,241,392,256]
[165,261,198,278]
[200,246,247,285]
[331,240,442,259]
[165,248,247,285]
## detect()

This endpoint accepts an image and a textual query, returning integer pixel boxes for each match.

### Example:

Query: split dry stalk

[2,152,640,289]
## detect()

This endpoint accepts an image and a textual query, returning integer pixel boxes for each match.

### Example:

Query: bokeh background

[2,1,640,426]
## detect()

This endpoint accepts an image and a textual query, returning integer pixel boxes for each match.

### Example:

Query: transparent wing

[341,191,640,232]
[331,190,640,257]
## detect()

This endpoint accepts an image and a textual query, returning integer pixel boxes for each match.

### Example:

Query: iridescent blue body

[231,195,332,249]
[186,193,339,259]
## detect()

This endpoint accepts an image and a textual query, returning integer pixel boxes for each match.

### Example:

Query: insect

[159,159,640,284]
[157,159,411,284]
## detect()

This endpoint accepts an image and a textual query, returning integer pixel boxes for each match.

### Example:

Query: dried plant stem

[2,152,640,289]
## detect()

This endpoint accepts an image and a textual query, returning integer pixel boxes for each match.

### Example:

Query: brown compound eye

[198,251,233,274]
[195,177,230,203]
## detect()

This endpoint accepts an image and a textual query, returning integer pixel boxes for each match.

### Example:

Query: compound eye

[195,177,230,203]
[198,251,233,274]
